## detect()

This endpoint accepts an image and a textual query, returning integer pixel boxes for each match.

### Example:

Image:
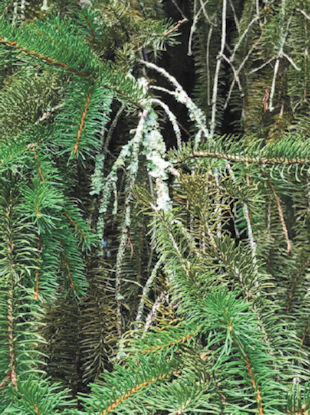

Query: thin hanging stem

[115,109,148,336]
[150,98,182,148]
[135,258,163,326]
[210,0,227,136]
[268,181,292,253]
[144,291,168,333]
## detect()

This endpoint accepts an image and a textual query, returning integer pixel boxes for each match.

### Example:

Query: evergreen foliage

[0,0,310,414]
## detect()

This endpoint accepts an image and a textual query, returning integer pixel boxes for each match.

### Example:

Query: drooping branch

[150,98,182,148]
[115,109,149,336]
[141,60,210,143]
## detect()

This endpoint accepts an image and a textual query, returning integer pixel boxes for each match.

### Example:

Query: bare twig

[170,0,188,20]
[228,0,240,33]
[206,26,213,106]
[269,58,280,112]
[144,291,168,333]
[164,18,188,37]
[188,0,199,56]
[224,42,257,109]
[135,259,163,326]
[230,16,259,62]
[210,0,227,136]
[297,8,310,21]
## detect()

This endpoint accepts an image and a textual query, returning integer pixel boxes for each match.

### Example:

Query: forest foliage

[0,0,310,414]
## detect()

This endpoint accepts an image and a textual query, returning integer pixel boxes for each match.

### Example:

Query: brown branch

[268,182,292,253]
[83,12,96,43]
[0,37,92,78]
[100,373,171,415]
[35,203,41,218]
[33,404,42,415]
[33,151,45,182]
[61,246,75,290]
[73,91,93,154]
[63,257,75,290]
[141,333,193,354]
[163,18,188,37]
[8,286,17,389]
[34,237,43,300]
[177,151,310,165]
[262,88,270,113]
[244,355,264,415]
[229,323,264,414]
[64,211,86,240]
[34,267,40,300]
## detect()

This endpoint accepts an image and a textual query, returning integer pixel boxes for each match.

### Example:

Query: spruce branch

[176,151,310,165]
[227,163,259,289]
[0,36,93,78]
[141,333,193,354]
[99,372,172,415]
[80,355,178,415]
[73,90,93,154]
[64,210,87,242]
[61,246,76,292]
[33,150,45,183]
